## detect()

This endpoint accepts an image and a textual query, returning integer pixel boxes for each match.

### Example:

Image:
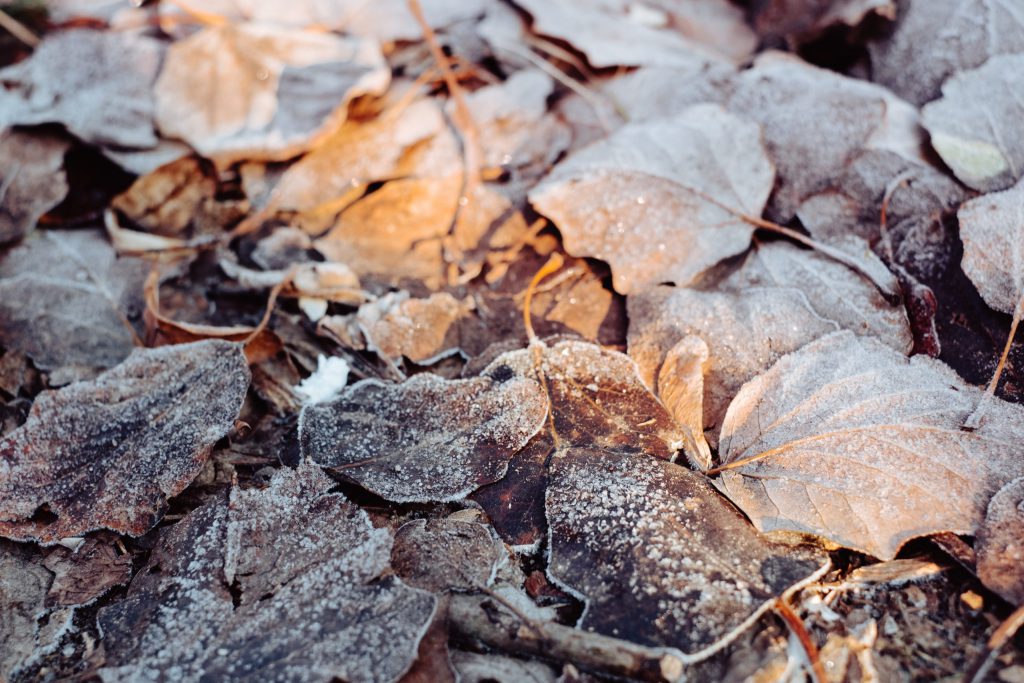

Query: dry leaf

[956,176,1024,315]
[354,291,473,365]
[976,477,1024,605]
[546,448,828,656]
[41,535,132,608]
[299,365,548,501]
[0,28,163,149]
[110,156,216,237]
[529,103,774,294]
[628,242,912,441]
[921,54,1024,192]
[868,0,1024,107]
[0,340,250,543]
[155,23,390,166]
[510,0,756,67]
[714,331,1024,560]
[0,541,55,680]
[391,518,506,593]
[0,129,69,245]
[752,0,895,42]
[600,62,735,124]
[0,229,149,384]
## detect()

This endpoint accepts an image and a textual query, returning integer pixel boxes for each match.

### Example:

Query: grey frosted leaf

[868,0,1024,107]
[976,476,1024,605]
[729,52,920,222]
[0,29,163,149]
[510,0,757,67]
[0,130,69,245]
[922,54,1024,192]
[752,0,895,42]
[0,229,150,384]
[601,63,736,123]
[100,466,436,683]
[391,518,507,593]
[300,370,548,502]
[0,540,53,680]
[957,176,1024,314]
[529,103,774,294]
[0,340,250,543]
[715,331,1024,560]
[355,291,473,365]
[546,448,828,656]
[628,242,911,441]
[155,23,390,166]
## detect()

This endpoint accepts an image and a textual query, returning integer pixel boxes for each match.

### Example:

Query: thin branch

[0,8,39,48]
[965,603,1024,683]
[523,252,565,342]
[964,291,1024,430]
[774,597,827,683]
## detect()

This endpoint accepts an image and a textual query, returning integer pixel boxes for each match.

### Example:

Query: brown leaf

[0,229,149,384]
[546,448,828,656]
[868,0,1024,107]
[752,0,895,42]
[0,129,69,245]
[0,540,53,679]
[976,476,1024,605]
[41,534,132,608]
[958,177,1024,315]
[529,103,774,294]
[714,331,1024,560]
[0,340,250,543]
[391,518,506,593]
[351,291,474,365]
[922,54,1024,192]
[110,156,216,237]
[154,23,390,166]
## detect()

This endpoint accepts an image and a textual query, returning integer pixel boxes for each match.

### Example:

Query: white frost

[295,356,350,404]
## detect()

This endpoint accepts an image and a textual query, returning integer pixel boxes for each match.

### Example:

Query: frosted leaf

[546,449,828,656]
[729,52,921,222]
[0,229,150,384]
[868,0,1024,107]
[922,54,1024,192]
[628,242,911,442]
[154,23,390,166]
[42,535,132,608]
[715,331,1024,560]
[601,63,735,123]
[958,177,1024,314]
[100,469,436,683]
[356,291,472,365]
[0,340,250,543]
[657,336,712,470]
[976,477,1024,605]
[451,651,558,683]
[299,368,548,502]
[529,103,774,294]
[391,518,506,593]
[752,0,895,41]
[510,0,756,67]
[0,540,52,680]
[0,129,69,245]
[0,29,163,149]
[44,0,130,23]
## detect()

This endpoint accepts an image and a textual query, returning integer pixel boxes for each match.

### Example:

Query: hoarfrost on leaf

[391,518,507,593]
[976,476,1024,605]
[957,176,1024,315]
[0,130,70,245]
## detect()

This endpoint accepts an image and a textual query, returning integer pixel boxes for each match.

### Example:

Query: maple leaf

[713,331,1024,560]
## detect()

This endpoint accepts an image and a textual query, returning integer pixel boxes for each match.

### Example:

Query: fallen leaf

[154,23,390,166]
[98,464,437,682]
[0,28,163,149]
[0,340,250,543]
[546,448,828,655]
[628,242,912,441]
[921,54,1024,192]
[510,0,756,67]
[958,177,1024,315]
[752,0,895,42]
[600,62,735,124]
[868,0,1024,107]
[391,518,506,593]
[352,291,473,365]
[976,476,1024,605]
[41,534,132,608]
[299,362,549,501]
[0,129,69,245]
[0,229,149,384]
[529,103,774,294]
[714,331,1024,560]
[0,540,53,680]
[110,156,216,237]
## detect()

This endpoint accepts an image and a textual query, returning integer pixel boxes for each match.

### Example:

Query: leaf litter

[2,2,1024,680]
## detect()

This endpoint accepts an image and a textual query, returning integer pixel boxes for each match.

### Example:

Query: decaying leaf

[0,229,149,384]
[629,242,912,441]
[155,23,390,166]
[0,28,163,149]
[110,156,216,237]
[300,364,548,501]
[957,176,1024,315]
[510,0,757,67]
[921,54,1024,192]
[98,464,436,683]
[0,340,250,543]
[0,129,70,245]
[751,0,895,42]
[976,477,1024,605]
[868,0,1024,107]
[42,535,132,608]
[530,103,774,294]
[0,540,53,680]
[714,331,1024,560]
[391,518,506,593]
[351,291,473,365]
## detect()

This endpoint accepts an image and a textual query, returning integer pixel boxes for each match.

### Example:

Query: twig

[964,291,1023,430]
[523,252,565,342]
[774,597,827,683]
[964,603,1024,683]
[0,8,39,48]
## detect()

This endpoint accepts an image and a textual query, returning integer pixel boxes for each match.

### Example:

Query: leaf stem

[964,290,1023,430]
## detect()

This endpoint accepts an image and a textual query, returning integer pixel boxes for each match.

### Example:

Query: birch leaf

[957,176,1024,315]
[868,0,1024,107]
[976,476,1024,605]
[155,23,390,166]
[0,340,250,543]
[714,331,1024,560]
[529,103,774,294]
